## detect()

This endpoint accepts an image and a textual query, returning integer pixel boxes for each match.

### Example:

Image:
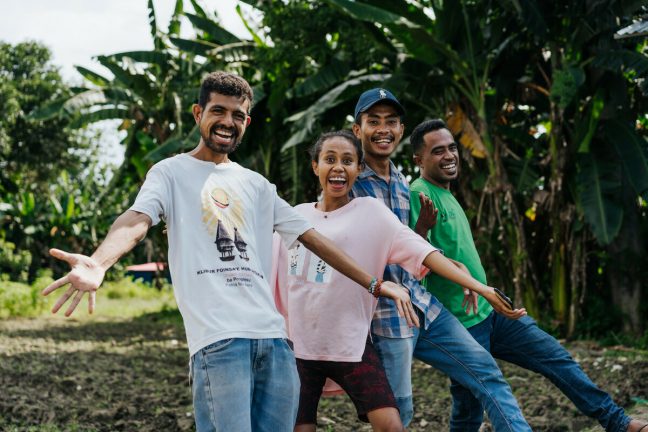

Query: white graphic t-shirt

[130,154,312,356]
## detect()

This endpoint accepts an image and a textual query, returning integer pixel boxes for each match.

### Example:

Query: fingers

[42,275,70,296]
[396,298,419,328]
[65,290,84,317]
[399,286,419,327]
[462,294,470,314]
[49,248,77,265]
[500,307,527,320]
[51,285,76,314]
[407,301,420,327]
[395,300,408,324]
[419,193,433,214]
[88,291,96,314]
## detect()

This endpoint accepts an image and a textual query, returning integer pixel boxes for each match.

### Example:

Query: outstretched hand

[449,259,480,315]
[414,193,438,237]
[379,282,420,328]
[42,248,106,316]
[462,289,479,315]
[482,286,526,320]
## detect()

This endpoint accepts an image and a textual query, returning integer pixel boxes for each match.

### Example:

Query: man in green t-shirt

[408,118,646,432]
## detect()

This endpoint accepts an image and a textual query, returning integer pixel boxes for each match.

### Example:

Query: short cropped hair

[198,72,254,110]
[410,119,449,155]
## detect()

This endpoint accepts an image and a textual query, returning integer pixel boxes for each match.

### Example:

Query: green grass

[0,273,177,320]
[0,422,97,432]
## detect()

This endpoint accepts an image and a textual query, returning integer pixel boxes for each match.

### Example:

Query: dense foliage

[1,0,646,339]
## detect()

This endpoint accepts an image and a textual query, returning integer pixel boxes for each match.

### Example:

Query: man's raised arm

[42,210,152,316]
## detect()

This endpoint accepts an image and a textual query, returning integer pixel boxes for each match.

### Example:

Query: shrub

[0,239,32,283]
[0,271,53,318]
[0,272,173,318]
[102,277,171,300]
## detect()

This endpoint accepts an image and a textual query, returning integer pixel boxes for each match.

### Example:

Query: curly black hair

[198,72,254,110]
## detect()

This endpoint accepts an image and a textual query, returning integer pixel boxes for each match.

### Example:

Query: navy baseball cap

[354,88,405,120]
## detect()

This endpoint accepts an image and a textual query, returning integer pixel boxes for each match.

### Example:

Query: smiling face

[352,103,404,163]
[192,91,251,156]
[311,136,362,210]
[413,128,459,189]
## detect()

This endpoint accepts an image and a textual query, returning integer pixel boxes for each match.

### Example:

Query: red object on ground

[125,262,166,272]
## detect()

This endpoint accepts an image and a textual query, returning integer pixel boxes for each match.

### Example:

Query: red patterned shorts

[295,341,398,424]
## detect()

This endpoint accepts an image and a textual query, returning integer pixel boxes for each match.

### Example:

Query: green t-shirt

[410,177,492,328]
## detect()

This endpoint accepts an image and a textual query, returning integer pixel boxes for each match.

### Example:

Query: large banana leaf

[184,12,240,45]
[324,0,466,75]
[168,0,184,36]
[289,58,351,99]
[62,90,109,114]
[282,73,391,152]
[576,153,623,244]
[26,98,67,121]
[189,0,207,18]
[358,0,432,28]
[604,119,648,201]
[235,4,265,47]
[592,49,648,94]
[69,107,131,128]
[169,37,219,56]
[145,125,201,162]
[575,92,604,153]
[592,49,648,76]
[209,42,257,63]
[147,0,165,51]
[96,56,155,102]
[104,51,171,68]
[75,66,110,87]
[325,0,402,23]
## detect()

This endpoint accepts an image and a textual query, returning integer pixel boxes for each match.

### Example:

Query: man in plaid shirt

[351,88,530,431]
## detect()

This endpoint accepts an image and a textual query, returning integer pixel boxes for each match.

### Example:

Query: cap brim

[357,99,405,117]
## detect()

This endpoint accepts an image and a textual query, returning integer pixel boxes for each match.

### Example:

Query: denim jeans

[449,311,632,432]
[373,307,531,431]
[190,338,300,432]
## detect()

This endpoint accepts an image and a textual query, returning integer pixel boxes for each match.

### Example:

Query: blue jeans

[373,307,530,431]
[449,311,632,432]
[190,338,300,432]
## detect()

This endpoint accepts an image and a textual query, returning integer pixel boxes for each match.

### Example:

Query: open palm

[42,248,106,316]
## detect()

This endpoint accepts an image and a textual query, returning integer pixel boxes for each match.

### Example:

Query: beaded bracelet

[372,279,383,298]
[368,277,383,298]
[368,277,378,295]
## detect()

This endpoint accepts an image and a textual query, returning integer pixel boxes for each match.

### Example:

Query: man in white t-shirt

[42,72,416,432]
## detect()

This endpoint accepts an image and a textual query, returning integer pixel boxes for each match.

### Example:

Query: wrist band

[372,279,383,298]
[368,278,383,298]
[368,277,378,295]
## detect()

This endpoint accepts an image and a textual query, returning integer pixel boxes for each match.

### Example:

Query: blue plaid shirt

[351,161,442,338]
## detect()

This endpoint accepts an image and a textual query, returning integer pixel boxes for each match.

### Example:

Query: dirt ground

[1,310,646,431]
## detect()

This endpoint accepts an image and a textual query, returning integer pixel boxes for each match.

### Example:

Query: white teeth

[214,130,233,137]
[441,163,456,169]
[329,177,346,182]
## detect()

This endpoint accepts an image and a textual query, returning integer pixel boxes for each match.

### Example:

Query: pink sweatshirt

[272,197,437,362]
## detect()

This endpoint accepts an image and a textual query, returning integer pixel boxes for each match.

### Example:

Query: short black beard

[203,137,240,154]
[202,128,241,154]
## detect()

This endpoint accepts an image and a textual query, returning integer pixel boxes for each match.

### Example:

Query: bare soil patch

[1,311,646,431]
